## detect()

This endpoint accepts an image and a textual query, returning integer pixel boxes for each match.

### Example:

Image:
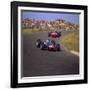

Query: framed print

[11,1,88,88]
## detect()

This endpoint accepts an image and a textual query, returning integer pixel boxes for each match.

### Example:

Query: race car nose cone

[49,45,54,48]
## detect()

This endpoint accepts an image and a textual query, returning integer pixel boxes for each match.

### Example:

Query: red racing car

[48,31,61,38]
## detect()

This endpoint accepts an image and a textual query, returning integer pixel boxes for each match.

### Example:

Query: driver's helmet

[46,39,50,43]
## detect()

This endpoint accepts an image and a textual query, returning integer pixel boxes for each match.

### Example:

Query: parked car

[36,39,61,51]
[48,31,61,38]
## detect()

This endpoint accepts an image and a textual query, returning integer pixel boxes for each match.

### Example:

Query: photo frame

[11,1,88,88]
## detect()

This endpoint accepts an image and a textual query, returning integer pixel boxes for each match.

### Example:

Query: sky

[21,11,79,25]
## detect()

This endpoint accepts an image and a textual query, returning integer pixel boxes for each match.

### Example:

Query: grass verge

[61,32,79,52]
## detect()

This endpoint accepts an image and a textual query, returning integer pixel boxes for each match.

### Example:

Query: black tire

[36,39,41,48]
[40,43,44,50]
[56,44,61,51]
[36,42,40,48]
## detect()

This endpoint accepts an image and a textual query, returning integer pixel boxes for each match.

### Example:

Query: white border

[18,6,84,83]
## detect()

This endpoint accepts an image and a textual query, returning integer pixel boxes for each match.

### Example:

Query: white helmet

[46,39,49,42]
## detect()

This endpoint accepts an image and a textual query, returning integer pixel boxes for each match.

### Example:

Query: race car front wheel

[36,42,40,48]
[40,44,44,50]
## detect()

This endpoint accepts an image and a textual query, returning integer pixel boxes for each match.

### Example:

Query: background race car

[48,31,61,38]
[36,39,61,51]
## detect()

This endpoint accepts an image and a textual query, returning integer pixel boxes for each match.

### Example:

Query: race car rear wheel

[56,44,61,51]
[36,39,41,48]
[36,42,40,48]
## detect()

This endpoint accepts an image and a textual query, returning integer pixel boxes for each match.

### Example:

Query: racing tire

[36,39,41,48]
[40,44,44,50]
[36,42,40,48]
[56,44,61,51]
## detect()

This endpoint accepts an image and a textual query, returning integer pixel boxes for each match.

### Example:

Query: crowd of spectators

[22,18,79,31]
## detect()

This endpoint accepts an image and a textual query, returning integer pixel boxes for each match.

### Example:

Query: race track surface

[22,31,79,77]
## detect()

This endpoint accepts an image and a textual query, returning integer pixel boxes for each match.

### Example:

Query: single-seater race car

[48,31,61,38]
[36,39,61,51]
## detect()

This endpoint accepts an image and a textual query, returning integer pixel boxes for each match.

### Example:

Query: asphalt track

[22,31,79,77]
